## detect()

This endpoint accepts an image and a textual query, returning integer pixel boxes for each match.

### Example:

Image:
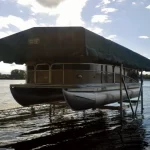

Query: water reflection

[0,104,147,150]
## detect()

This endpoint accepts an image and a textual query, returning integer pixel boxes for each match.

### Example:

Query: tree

[11,69,26,79]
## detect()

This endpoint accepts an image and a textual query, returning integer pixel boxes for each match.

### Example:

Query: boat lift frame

[0,63,143,120]
[29,62,143,118]
[119,64,143,119]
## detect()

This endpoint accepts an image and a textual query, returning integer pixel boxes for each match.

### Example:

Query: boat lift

[0,27,147,120]
[0,63,144,120]
[119,64,143,119]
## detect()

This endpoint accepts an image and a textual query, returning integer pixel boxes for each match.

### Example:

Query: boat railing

[50,63,138,84]
[34,63,50,84]
[27,63,139,84]
[49,63,101,84]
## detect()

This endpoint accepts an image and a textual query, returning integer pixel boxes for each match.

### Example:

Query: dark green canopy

[0,27,150,70]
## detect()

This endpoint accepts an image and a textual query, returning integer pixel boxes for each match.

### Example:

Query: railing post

[113,66,115,83]
[141,71,143,114]
[49,65,51,84]
[26,65,28,83]
[63,64,65,84]
[120,64,123,118]
[105,65,108,83]
[34,64,36,83]
[101,65,103,83]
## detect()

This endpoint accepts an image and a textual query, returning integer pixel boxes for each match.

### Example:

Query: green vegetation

[0,69,26,79]
[143,74,150,80]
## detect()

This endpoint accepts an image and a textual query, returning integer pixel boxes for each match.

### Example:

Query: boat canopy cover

[0,27,150,70]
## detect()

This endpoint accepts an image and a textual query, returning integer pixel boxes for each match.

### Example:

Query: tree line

[0,69,26,79]
[142,74,150,80]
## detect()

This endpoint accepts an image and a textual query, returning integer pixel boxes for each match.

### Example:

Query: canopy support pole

[135,82,142,116]
[113,66,115,83]
[122,77,134,116]
[141,71,144,114]
[120,64,123,119]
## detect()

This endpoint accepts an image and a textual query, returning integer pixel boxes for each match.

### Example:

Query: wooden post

[141,71,143,114]
[120,64,123,118]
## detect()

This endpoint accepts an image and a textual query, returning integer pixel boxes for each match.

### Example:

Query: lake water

[0,80,25,110]
[0,80,150,149]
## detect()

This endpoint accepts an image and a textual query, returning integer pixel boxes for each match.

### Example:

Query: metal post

[141,71,144,114]
[113,66,115,83]
[101,65,103,83]
[135,83,142,116]
[49,64,51,83]
[34,65,36,83]
[30,106,35,115]
[105,65,108,83]
[49,104,52,123]
[123,68,126,80]
[26,65,28,84]
[120,64,123,118]
[122,77,134,116]
[63,64,65,84]
[53,104,55,115]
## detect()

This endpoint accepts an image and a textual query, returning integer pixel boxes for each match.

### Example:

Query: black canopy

[0,27,150,70]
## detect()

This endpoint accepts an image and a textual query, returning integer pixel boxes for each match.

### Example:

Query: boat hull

[63,84,140,111]
[10,85,64,106]
[10,83,140,110]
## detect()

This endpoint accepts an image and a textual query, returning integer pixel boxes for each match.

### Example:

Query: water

[0,80,25,110]
[0,80,150,149]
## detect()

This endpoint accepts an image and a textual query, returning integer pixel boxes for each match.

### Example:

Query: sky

[0,0,150,74]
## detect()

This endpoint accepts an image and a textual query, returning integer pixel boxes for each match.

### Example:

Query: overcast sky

[0,0,150,74]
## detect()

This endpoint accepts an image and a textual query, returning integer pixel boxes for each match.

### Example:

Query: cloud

[146,5,150,9]
[96,0,111,8]
[0,62,25,74]
[16,0,60,14]
[17,0,64,8]
[0,31,14,38]
[36,0,64,8]
[106,34,117,40]
[16,0,88,26]
[102,0,111,5]
[138,36,149,39]
[56,0,87,26]
[87,27,103,35]
[0,15,38,30]
[95,4,101,8]
[16,0,31,6]
[91,15,112,23]
[96,0,124,8]
[101,8,117,14]
[132,2,136,5]
[113,0,125,2]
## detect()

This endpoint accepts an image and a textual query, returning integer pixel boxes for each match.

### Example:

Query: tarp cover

[0,27,150,70]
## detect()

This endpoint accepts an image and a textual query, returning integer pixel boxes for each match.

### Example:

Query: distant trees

[143,74,150,80]
[0,73,11,79]
[0,69,26,79]
[11,69,26,79]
